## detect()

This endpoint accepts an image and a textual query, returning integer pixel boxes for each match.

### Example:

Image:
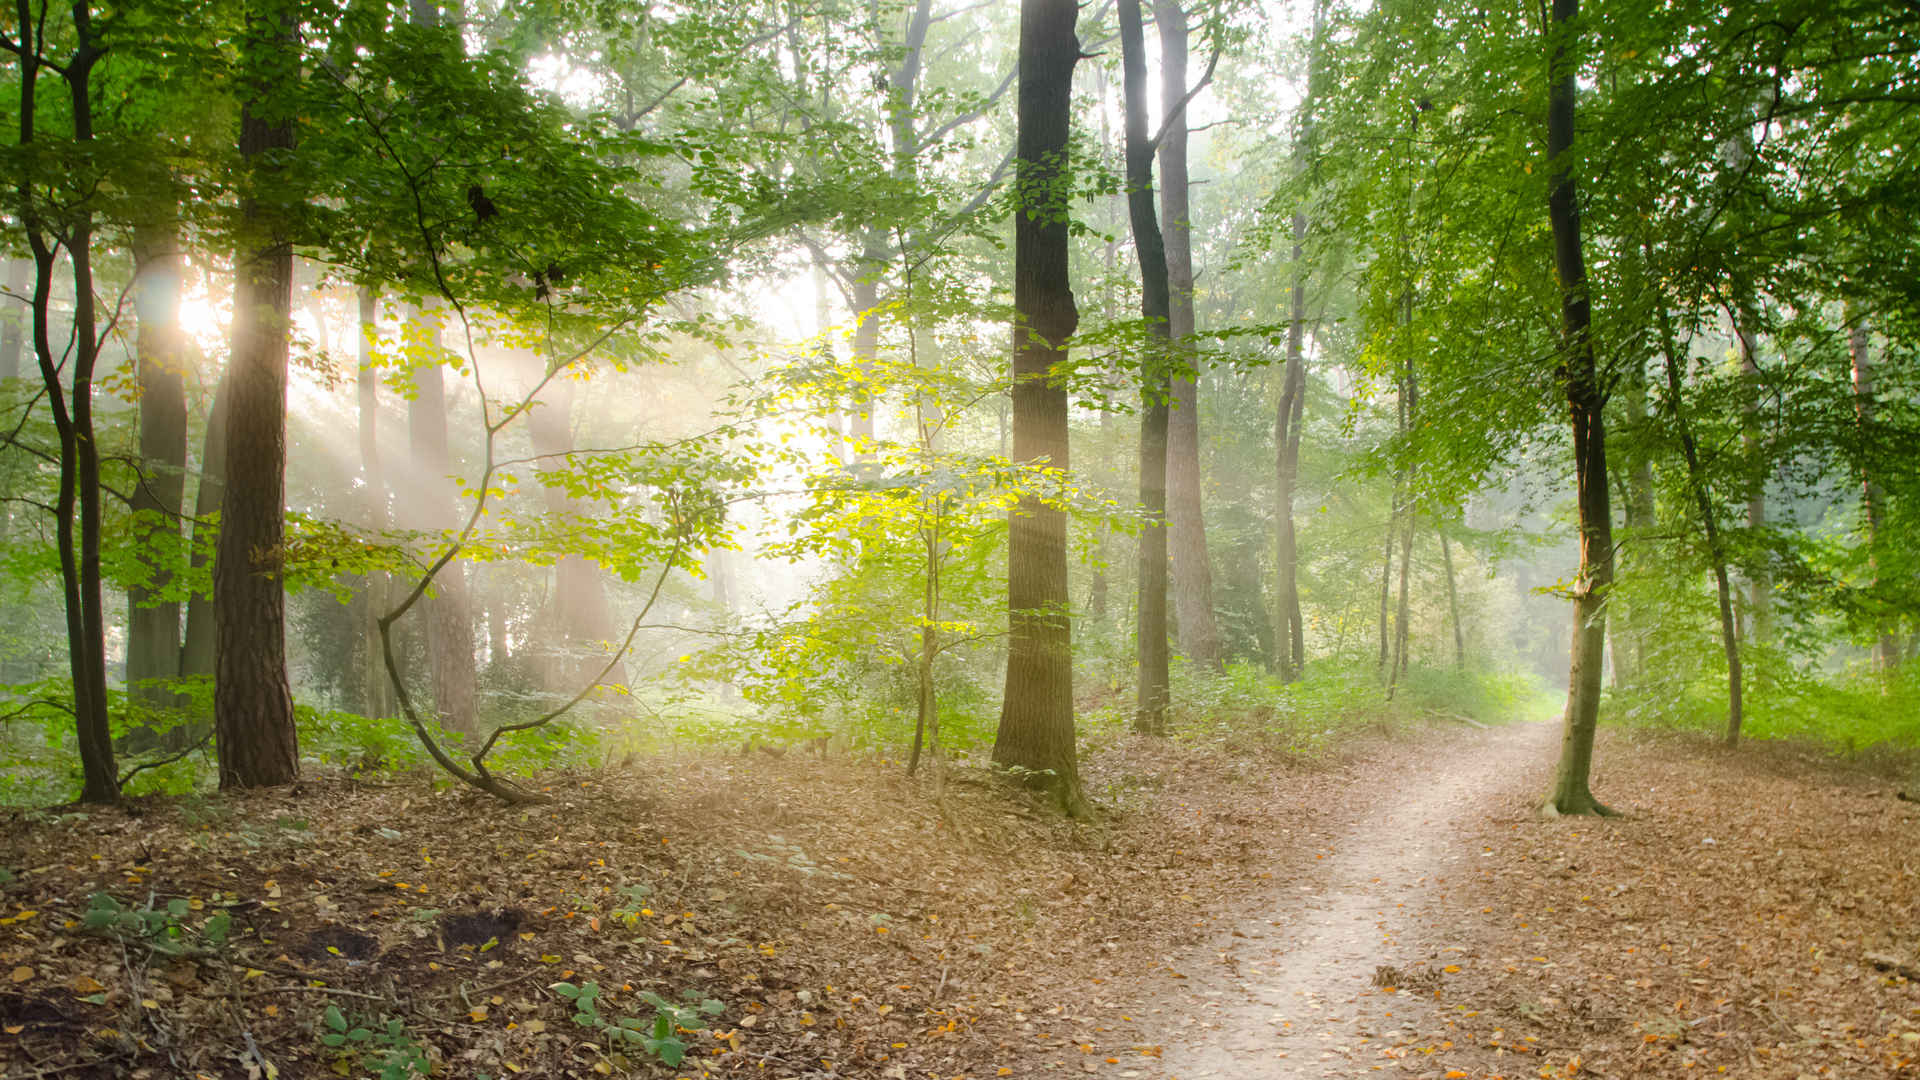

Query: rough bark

[214,7,301,789]
[1849,314,1899,672]
[1157,0,1223,674]
[181,375,230,686]
[1542,0,1616,816]
[405,304,478,734]
[1120,0,1171,735]
[126,226,189,717]
[993,0,1082,814]
[356,287,392,718]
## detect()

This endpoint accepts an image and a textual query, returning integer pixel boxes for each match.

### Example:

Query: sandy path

[1145,721,1562,1078]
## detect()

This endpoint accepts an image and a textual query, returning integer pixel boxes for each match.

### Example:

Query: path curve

[1148,720,1561,1078]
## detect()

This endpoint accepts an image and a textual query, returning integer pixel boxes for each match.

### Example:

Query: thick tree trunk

[1657,307,1742,746]
[1157,0,1223,674]
[1849,315,1899,672]
[405,305,478,733]
[126,226,189,718]
[356,287,393,718]
[993,0,1082,814]
[214,16,300,790]
[1542,0,1616,816]
[1120,0,1171,735]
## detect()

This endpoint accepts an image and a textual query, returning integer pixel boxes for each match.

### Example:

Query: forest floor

[0,714,1915,1080]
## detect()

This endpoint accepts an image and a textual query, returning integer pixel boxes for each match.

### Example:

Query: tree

[1120,0,1172,735]
[1540,0,1614,817]
[992,0,1082,812]
[213,0,301,789]
[1158,0,1224,674]
[125,225,190,724]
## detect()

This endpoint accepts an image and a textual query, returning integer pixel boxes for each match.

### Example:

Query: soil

[0,720,1914,1079]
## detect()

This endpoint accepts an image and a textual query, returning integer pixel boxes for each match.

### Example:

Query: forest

[1,0,1916,1076]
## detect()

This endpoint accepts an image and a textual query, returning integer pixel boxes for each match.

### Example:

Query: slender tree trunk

[1735,316,1770,643]
[405,304,478,733]
[17,7,116,801]
[1376,510,1394,673]
[1157,0,1223,673]
[1542,0,1615,816]
[1276,1,1322,682]
[1849,314,1899,672]
[1657,306,1742,746]
[993,0,1083,814]
[1,259,26,379]
[1613,357,1655,685]
[1120,0,1172,735]
[181,375,230,686]
[1440,527,1465,668]
[356,287,392,718]
[126,226,189,719]
[214,3,301,789]
[1388,362,1417,694]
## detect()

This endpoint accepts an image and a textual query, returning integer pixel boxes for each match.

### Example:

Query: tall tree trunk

[181,375,230,686]
[1440,527,1465,668]
[1275,0,1321,682]
[214,3,301,789]
[1157,0,1223,674]
[17,6,116,801]
[1376,509,1394,673]
[1541,0,1616,816]
[126,225,189,719]
[1120,0,1172,735]
[406,304,478,733]
[1613,357,1656,684]
[356,287,392,718]
[1,259,26,379]
[527,379,624,689]
[1657,305,1743,746]
[1735,316,1770,643]
[1848,314,1898,672]
[993,0,1083,814]
[1388,361,1417,694]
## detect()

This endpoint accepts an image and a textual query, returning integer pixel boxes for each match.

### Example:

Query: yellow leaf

[70,975,105,994]
[1443,965,1461,974]
[1446,1072,1469,1079]
[9,966,33,983]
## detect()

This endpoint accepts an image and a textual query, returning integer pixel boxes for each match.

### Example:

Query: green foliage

[550,979,723,1069]
[80,891,232,960]
[320,1004,433,1080]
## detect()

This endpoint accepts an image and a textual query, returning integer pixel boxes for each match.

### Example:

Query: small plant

[81,892,231,957]
[320,1004,432,1079]
[550,980,723,1068]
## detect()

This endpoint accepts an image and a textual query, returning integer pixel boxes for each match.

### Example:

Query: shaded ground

[0,721,1913,1079]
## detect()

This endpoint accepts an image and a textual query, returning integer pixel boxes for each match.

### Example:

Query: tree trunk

[405,305,478,733]
[1849,314,1898,672]
[1275,207,1309,681]
[1376,507,1395,673]
[1120,0,1171,735]
[1440,527,1465,668]
[1,259,26,379]
[527,379,625,689]
[1388,362,1417,694]
[1613,357,1656,685]
[17,8,116,802]
[214,8,301,789]
[126,226,189,720]
[1157,0,1223,674]
[1657,306,1742,746]
[356,287,393,718]
[1541,0,1616,816]
[993,0,1083,814]
[181,375,230,686]
[1735,316,1770,644]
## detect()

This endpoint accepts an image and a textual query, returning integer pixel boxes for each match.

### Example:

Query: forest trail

[1147,720,1561,1078]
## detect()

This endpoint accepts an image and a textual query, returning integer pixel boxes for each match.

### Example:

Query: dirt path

[1142,720,1562,1078]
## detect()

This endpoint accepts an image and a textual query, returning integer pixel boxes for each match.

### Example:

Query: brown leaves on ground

[1436,730,1920,1078]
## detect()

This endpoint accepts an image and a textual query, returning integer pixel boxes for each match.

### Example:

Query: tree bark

[1735,314,1770,644]
[405,304,478,734]
[1274,207,1309,680]
[1849,314,1898,672]
[126,225,189,719]
[1388,361,1417,694]
[993,0,1083,814]
[214,4,301,789]
[1440,527,1465,668]
[181,375,230,686]
[1120,0,1171,735]
[1542,0,1616,816]
[1613,357,1656,685]
[1157,0,1223,674]
[356,287,393,718]
[1657,305,1742,747]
